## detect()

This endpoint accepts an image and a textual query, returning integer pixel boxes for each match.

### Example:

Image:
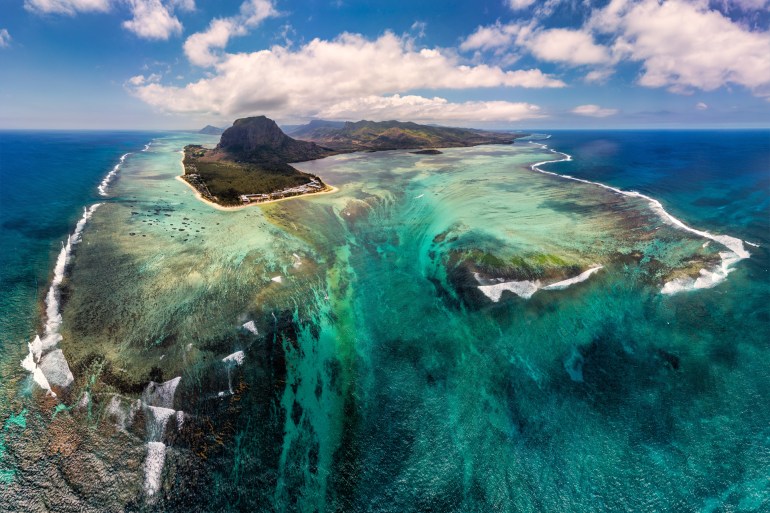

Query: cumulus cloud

[571,104,618,117]
[26,0,192,40]
[462,23,611,66]
[184,19,243,66]
[0,29,11,48]
[184,0,278,66]
[527,28,611,65]
[317,94,543,124]
[465,0,770,98]
[460,22,522,52]
[24,0,110,14]
[589,0,770,96]
[695,102,708,110]
[131,32,562,122]
[123,0,182,40]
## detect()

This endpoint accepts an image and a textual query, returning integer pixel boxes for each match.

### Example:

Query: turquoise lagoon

[1,131,768,512]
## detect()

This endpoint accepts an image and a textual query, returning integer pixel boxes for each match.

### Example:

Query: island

[198,124,226,135]
[182,115,527,207]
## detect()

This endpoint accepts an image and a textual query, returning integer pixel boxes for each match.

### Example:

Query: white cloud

[24,0,110,15]
[527,28,611,65]
[316,94,544,124]
[0,29,11,48]
[184,0,278,66]
[131,32,562,121]
[123,0,183,40]
[584,68,614,83]
[184,19,244,66]
[590,0,770,96]
[695,102,708,110]
[462,23,611,67]
[460,22,522,52]
[466,0,770,99]
[506,0,537,10]
[239,0,277,26]
[571,104,618,117]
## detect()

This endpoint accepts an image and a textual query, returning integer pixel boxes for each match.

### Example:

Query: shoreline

[526,141,755,295]
[174,174,339,211]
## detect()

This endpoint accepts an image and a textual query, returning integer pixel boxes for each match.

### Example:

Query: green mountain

[290,119,524,151]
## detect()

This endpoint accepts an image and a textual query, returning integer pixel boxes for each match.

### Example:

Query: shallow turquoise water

[1,131,768,512]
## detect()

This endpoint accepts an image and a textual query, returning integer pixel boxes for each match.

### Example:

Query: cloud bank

[131,31,562,123]
[464,0,770,98]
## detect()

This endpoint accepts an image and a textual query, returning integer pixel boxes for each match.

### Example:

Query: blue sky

[1,0,769,129]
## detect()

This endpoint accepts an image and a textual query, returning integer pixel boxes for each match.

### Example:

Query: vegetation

[182,145,319,205]
[289,119,526,151]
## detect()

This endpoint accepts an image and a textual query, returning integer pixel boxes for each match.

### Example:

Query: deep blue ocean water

[543,130,770,247]
[0,131,159,359]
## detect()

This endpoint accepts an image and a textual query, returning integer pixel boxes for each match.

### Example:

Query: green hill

[290,119,524,151]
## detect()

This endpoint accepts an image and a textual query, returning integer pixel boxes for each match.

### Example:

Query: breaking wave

[97,153,129,197]
[528,142,754,295]
[21,203,101,396]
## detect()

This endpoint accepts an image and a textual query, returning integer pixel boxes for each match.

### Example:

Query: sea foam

[477,279,541,301]
[528,142,753,295]
[476,264,605,302]
[144,441,166,498]
[223,351,245,395]
[97,153,129,196]
[542,266,603,291]
[242,320,259,335]
[140,377,182,502]
[22,203,101,396]
[223,351,246,366]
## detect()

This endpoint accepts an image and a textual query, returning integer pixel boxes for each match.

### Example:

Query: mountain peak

[199,125,225,135]
[216,115,331,163]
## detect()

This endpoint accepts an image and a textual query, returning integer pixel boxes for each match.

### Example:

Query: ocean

[0,129,768,511]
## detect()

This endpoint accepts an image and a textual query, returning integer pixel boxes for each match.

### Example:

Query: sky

[1,0,769,129]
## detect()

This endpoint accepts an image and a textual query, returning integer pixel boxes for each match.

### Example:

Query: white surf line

[476,266,605,302]
[528,141,754,294]
[22,203,102,396]
[97,140,153,197]
[98,153,129,196]
[542,266,604,291]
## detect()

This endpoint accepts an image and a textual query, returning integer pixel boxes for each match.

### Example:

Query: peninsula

[182,116,335,206]
[183,115,526,207]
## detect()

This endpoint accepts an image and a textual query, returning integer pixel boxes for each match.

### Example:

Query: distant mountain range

[287,119,523,151]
